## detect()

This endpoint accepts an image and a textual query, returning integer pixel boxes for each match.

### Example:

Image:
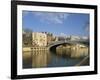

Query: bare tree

[22,28,32,47]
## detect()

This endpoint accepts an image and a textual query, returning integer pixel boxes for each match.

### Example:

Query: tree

[22,28,32,46]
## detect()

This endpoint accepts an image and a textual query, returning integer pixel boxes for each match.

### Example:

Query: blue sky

[22,11,89,36]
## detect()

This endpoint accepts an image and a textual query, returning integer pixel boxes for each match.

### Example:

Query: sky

[22,11,89,37]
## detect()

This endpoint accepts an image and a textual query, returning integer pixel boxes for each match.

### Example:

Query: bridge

[47,40,89,51]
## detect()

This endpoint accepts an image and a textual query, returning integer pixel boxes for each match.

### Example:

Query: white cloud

[33,12,70,24]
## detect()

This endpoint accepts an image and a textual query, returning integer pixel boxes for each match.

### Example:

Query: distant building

[55,37,59,41]
[81,36,88,40]
[58,36,66,41]
[46,33,53,45]
[70,36,80,41]
[32,32,47,47]
[66,36,71,41]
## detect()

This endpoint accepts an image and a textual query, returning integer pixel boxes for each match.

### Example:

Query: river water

[23,46,89,69]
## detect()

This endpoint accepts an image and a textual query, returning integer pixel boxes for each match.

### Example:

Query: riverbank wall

[23,47,48,52]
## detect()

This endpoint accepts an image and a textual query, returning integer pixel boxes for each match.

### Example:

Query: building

[32,32,47,47]
[70,35,80,41]
[46,33,53,45]
[81,36,89,40]
[55,36,59,41]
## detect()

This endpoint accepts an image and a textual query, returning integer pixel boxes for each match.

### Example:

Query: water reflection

[23,45,89,69]
[32,50,50,68]
[56,45,89,58]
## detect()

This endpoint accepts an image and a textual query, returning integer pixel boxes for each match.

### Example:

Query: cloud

[33,12,70,24]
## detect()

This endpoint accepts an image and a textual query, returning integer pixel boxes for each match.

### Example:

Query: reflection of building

[32,51,48,68]
[32,32,47,46]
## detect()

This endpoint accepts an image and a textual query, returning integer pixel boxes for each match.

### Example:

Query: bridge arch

[49,43,71,52]
[47,41,88,52]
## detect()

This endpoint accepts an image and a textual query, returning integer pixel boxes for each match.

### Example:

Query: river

[23,45,89,69]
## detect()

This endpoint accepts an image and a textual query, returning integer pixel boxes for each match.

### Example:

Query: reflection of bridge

[47,40,89,51]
